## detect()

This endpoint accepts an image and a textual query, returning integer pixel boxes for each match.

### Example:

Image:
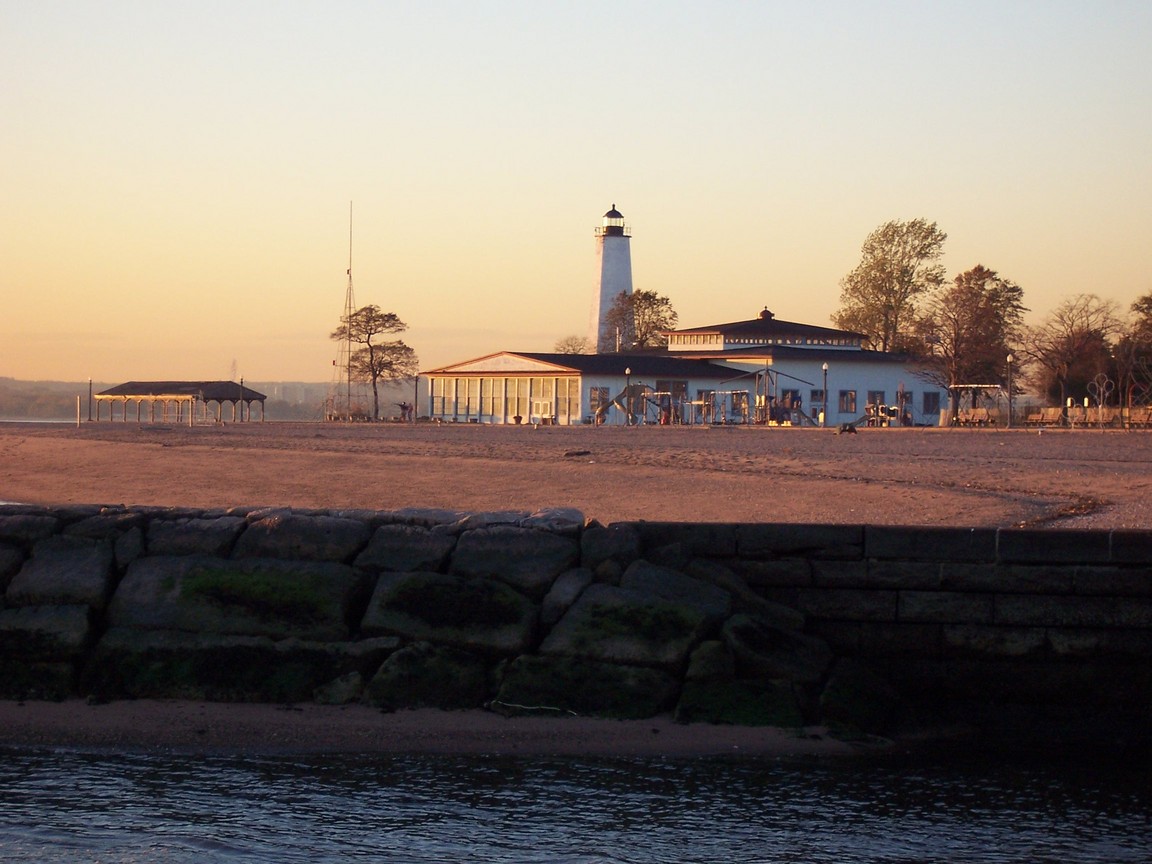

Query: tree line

[553,218,1151,416]
[834,218,1152,413]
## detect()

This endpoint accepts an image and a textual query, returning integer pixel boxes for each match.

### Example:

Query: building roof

[96,381,266,401]
[670,307,866,343]
[423,351,741,379]
[668,344,918,365]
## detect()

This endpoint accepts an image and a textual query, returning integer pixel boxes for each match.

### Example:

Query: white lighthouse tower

[588,204,633,353]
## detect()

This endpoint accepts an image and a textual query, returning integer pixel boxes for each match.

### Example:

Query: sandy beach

[0,700,859,758]
[1,420,1149,756]
[2,420,1150,528]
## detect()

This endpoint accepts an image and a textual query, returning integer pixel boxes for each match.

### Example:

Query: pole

[1006,355,1013,429]
[821,363,828,427]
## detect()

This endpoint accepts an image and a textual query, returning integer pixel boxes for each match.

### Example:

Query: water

[0,748,1148,863]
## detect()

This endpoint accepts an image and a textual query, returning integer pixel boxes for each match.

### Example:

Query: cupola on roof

[604,205,623,219]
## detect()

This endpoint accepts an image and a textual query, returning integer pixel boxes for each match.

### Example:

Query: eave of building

[668,345,920,365]
[422,351,742,379]
[95,381,266,400]
[668,316,866,342]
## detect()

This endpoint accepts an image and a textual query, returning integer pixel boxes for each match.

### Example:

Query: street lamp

[624,367,632,426]
[1005,354,1013,429]
[821,362,829,427]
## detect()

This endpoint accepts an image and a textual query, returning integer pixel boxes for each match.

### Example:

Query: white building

[588,205,633,353]
[416,207,949,426]
[663,307,949,427]
[418,311,948,426]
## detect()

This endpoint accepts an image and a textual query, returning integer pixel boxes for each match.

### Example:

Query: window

[838,390,857,414]
[810,389,825,409]
[780,388,801,409]
[480,377,499,418]
[867,390,885,408]
[923,391,941,415]
[589,386,610,420]
[431,377,456,417]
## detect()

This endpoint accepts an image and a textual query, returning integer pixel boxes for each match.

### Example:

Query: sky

[3,1,1150,383]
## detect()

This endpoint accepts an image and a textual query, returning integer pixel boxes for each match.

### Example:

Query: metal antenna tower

[327,202,364,421]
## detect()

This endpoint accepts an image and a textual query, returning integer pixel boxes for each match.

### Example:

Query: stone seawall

[1,505,1149,745]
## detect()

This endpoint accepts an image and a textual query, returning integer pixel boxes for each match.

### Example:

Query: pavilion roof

[95,381,266,401]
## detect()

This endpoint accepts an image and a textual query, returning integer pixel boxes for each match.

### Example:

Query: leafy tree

[1020,294,1121,408]
[553,334,593,354]
[833,219,947,352]
[330,305,418,420]
[917,265,1027,416]
[602,290,678,351]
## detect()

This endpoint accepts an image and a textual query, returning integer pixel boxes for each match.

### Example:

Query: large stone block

[0,542,25,592]
[6,535,115,610]
[492,654,679,719]
[865,526,996,562]
[993,594,1115,628]
[364,641,492,710]
[796,587,898,622]
[233,513,371,563]
[685,559,805,629]
[0,514,59,544]
[450,526,578,599]
[0,604,92,660]
[85,628,397,702]
[148,517,246,557]
[630,522,738,557]
[721,614,833,684]
[360,571,538,656]
[818,658,900,737]
[540,582,718,671]
[354,524,456,573]
[108,555,367,640]
[898,590,995,624]
[1110,530,1152,564]
[619,560,732,621]
[541,568,593,628]
[941,624,1047,658]
[1071,566,1152,596]
[736,523,863,559]
[63,509,146,540]
[580,523,642,572]
[997,529,1110,564]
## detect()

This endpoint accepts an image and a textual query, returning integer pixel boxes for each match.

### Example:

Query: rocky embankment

[0,505,899,739]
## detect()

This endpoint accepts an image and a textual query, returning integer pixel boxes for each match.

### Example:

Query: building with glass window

[418,307,950,426]
[662,308,950,427]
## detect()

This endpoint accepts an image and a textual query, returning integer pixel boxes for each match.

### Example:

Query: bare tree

[834,219,947,352]
[553,334,593,354]
[330,305,418,420]
[1020,294,1121,408]
[1113,291,1152,410]
[601,290,678,351]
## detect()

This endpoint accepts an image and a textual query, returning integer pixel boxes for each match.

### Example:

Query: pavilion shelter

[93,381,266,424]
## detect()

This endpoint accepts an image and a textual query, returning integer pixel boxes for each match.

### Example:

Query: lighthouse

[588,204,633,353]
